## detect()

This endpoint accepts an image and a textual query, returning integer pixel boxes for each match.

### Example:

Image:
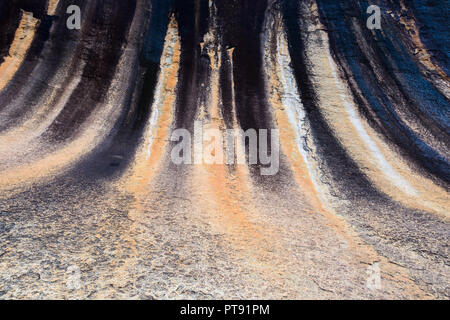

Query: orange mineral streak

[0,11,38,91]
[271,98,323,212]
[47,0,60,16]
[123,17,181,218]
[226,46,250,182]
[195,163,270,255]
[191,35,276,265]
[193,165,291,288]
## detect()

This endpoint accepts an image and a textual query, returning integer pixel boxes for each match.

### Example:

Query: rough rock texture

[0,0,448,299]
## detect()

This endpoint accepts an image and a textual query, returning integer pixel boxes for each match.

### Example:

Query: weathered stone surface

[0,0,448,299]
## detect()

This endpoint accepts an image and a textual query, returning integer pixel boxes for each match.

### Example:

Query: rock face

[0,0,448,299]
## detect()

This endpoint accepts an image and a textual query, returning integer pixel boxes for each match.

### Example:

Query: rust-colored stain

[47,0,60,16]
[0,11,38,91]
[123,16,181,217]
